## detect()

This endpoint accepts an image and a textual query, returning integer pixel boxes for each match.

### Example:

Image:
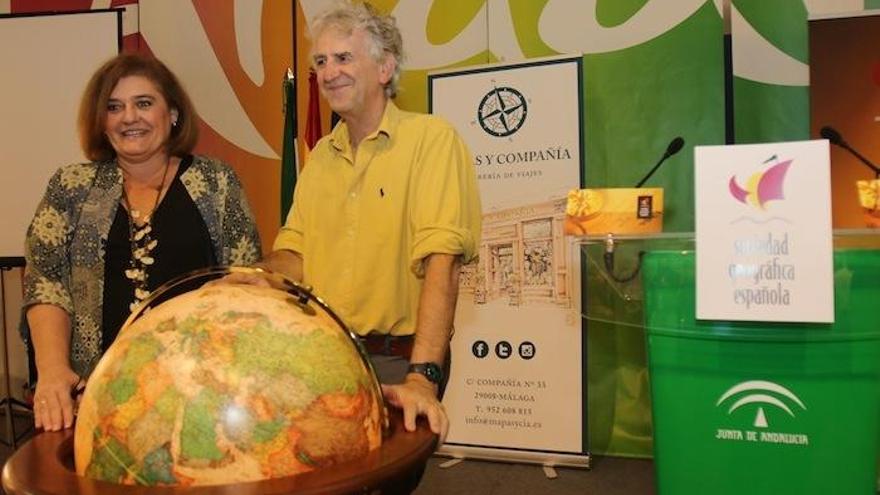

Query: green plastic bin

[642,249,880,495]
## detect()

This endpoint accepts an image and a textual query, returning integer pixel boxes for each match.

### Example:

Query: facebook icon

[472,340,489,358]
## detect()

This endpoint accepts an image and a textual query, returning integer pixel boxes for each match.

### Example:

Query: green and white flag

[280,69,297,223]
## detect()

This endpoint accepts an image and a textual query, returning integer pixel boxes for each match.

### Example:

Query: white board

[0,11,120,257]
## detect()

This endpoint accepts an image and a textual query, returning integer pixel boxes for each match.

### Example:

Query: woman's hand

[27,304,78,430]
[33,365,81,431]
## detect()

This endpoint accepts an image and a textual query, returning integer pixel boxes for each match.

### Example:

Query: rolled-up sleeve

[273,167,310,254]
[409,123,482,277]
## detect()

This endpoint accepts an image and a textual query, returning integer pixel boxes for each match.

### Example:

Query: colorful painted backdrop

[5,0,878,458]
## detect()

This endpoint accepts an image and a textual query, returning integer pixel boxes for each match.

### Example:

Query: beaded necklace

[121,160,171,311]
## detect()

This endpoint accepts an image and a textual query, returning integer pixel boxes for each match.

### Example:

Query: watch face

[425,363,442,383]
[410,362,443,384]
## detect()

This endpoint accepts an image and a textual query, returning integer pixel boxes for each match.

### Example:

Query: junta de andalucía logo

[714,380,810,446]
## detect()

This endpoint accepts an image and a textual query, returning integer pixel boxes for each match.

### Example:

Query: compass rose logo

[477,86,528,137]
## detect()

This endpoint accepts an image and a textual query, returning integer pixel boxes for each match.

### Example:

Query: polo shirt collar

[329,100,400,155]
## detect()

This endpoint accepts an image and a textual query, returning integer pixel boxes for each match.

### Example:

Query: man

[257,2,481,442]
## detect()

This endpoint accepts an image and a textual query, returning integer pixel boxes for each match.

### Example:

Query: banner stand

[429,56,589,468]
[437,445,590,469]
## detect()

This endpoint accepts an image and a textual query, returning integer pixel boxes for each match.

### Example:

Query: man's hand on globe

[382,377,448,443]
[33,365,80,431]
[206,270,273,288]
[208,265,305,292]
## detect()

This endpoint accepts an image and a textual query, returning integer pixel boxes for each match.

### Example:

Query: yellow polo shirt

[274,101,482,336]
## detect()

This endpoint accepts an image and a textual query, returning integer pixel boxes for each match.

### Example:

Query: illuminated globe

[74,278,384,486]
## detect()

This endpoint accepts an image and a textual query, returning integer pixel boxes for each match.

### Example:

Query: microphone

[820,126,880,177]
[634,137,685,188]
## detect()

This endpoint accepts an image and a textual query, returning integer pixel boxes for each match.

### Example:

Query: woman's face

[104,75,177,164]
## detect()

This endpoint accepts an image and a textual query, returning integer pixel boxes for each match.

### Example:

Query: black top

[102,156,216,351]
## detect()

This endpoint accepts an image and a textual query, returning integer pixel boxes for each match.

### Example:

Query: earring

[172,120,178,127]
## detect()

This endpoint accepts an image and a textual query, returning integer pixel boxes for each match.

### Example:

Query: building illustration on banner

[460,198,572,309]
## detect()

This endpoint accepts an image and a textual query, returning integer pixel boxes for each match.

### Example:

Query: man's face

[312,26,392,120]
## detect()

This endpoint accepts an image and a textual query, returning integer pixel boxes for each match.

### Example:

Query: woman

[21,53,261,431]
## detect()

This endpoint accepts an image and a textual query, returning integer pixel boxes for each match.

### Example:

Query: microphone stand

[822,126,880,179]
[635,152,672,188]
[838,143,880,179]
[604,137,683,284]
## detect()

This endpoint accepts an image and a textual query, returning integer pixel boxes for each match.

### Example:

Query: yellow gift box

[564,188,664,235]
[856,179,880,228]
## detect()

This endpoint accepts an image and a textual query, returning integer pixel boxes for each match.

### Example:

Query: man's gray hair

[309,1,404,98]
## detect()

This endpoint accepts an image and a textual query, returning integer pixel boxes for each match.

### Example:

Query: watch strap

[407,362,444,384]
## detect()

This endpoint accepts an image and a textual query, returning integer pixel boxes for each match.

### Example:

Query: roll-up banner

[429,56,588,466]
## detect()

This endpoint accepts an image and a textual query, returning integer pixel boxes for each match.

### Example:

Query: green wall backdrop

[732,0,809,144]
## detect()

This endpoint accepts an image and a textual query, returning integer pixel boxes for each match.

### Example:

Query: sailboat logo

[728,155,792,210]
[716,380,806,428]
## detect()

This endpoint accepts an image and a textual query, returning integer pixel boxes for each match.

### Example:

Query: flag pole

[280,68,298,223]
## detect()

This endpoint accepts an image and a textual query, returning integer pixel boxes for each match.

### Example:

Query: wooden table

[2,410,436,494]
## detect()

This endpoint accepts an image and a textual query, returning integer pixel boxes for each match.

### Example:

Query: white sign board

[430,57,587,463]
[695,140,834,323]
[0,11,120,258]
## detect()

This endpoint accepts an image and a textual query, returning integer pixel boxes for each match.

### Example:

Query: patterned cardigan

[21,155,262,376]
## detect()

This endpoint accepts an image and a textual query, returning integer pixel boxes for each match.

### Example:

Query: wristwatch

[407,362,444,385]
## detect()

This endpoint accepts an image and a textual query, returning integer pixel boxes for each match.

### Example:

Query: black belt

[358,333,414,358]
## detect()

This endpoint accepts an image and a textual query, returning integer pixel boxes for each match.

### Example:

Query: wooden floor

[415,455,655,495]
[0,410,656,495]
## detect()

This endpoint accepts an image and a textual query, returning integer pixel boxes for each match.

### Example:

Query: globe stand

[0,259,32,449]
[1,409,436,494]
[5,266,428,492]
